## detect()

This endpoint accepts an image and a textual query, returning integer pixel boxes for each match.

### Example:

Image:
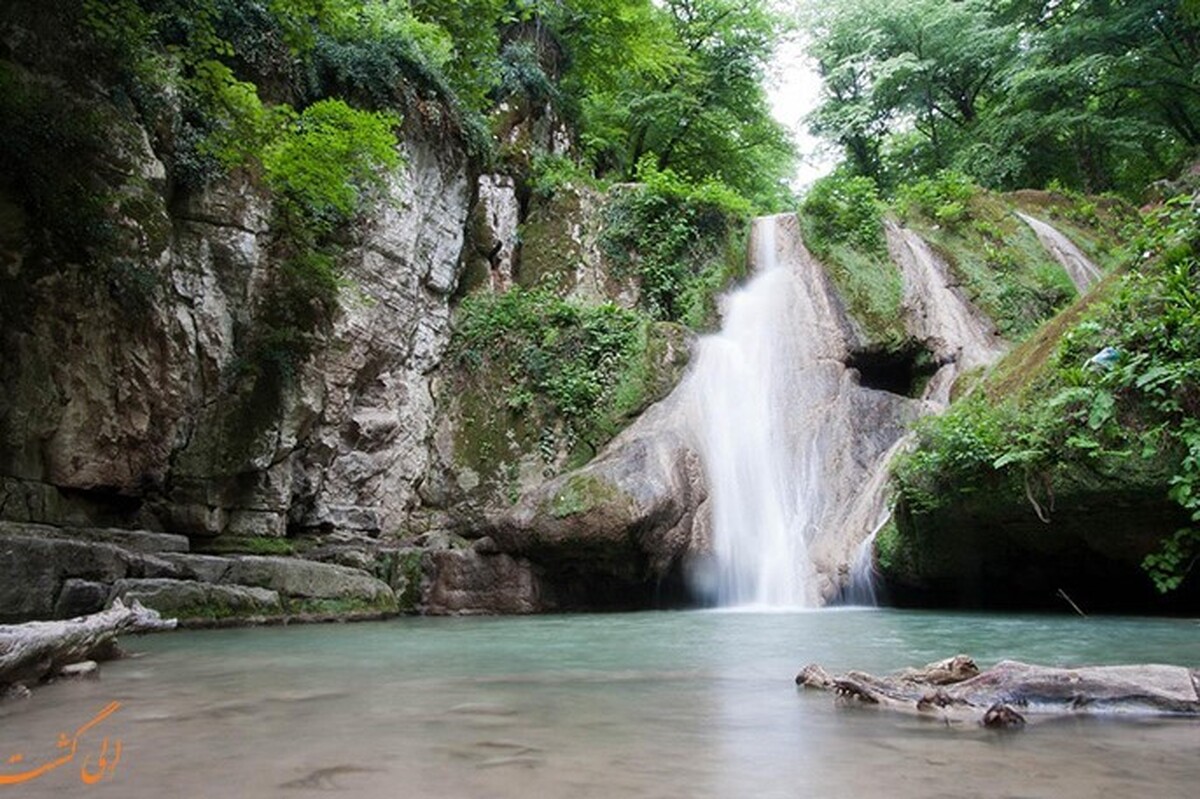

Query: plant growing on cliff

[800,171,885,255]
[454,287,641,423]
[896,171,978,228]
[600,158,748,327]
[797,171,907,347]
[263,99,401,234]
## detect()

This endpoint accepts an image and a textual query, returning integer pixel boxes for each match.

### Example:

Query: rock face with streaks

[0,88,471,548]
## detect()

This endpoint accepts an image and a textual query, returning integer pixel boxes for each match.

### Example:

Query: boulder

[220,556,398,611]
[485,400,707,609]
[108,579,282,622]
[0,532,182,622]
[53,579,110,618]
[424,550,545,615]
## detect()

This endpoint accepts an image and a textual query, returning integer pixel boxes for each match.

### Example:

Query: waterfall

[844,516,886,605]
[686,214,840,608]
[1016,212,1103,293]
[682,215,1009,609]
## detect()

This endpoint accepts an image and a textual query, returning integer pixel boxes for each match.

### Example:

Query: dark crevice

[846,341,939,398]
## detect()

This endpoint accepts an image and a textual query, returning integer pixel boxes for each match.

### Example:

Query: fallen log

[0,599,177,689]
[796,655,1200,728]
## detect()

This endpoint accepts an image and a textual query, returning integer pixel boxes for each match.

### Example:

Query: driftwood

[796,655,1200,728]
[0,599,176,688]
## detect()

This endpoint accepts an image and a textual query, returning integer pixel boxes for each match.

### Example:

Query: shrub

[800,171,885,255]
[600,158,748,326]
[262,99,401,234]
[452,287,642,435]
[897,170,978,226]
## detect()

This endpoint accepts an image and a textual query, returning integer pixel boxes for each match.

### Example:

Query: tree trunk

[797,655,1200,728]
[0,600,176,688]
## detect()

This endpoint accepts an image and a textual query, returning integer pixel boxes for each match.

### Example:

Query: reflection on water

[2,609,1198,798]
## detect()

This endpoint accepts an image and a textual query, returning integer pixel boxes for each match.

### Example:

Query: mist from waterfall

[687,215,823,608]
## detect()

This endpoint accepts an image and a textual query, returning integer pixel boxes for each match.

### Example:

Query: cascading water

[1016,212,1103,293]
[687,215,832,608]
[679,213,1025,608]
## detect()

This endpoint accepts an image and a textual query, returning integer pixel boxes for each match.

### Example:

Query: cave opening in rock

[845,342,939,398]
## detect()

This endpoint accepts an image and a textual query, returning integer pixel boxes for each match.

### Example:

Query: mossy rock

[542,472,622,519]
[194,536,299,557]
[108,578,283,622]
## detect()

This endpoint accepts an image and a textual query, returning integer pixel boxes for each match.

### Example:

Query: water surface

[2,609,1198,797]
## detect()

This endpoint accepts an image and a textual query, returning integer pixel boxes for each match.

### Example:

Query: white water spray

[682,215,1014,609]
[687,215,836,608]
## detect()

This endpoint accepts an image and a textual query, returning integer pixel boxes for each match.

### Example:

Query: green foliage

[543,0,796,209]
[894,194,1200,592]
[262,99,400,234]
[601,159,749,326]
[804,0,1200,197]
[409,0,504,111]
[527,152,597,200]
[800,172,885,254]
[498,40,558,107]
[188,58,276,169]
[899,185,1077,341]
[822,245,907,347]
[896,171,978,227]
[453,287,643,436]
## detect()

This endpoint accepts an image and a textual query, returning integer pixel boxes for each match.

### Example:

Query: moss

[544,473,621,518]
[283,596,398,617]
[983,271,1122,401]
[195,536,298,556]
[449,354,538,481]
[169,599,244,622]
[517,188,587,294]
[817,241,907,347]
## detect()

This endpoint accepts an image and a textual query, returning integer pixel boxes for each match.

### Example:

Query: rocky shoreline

[0,520,403,627]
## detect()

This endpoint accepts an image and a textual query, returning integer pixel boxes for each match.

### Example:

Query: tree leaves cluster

[804,0,1200,196]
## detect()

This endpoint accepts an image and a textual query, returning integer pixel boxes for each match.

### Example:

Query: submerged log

[0,599,176,688]
[796,654,1200,728]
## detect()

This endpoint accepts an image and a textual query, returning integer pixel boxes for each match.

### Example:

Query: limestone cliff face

[0,96,471,548]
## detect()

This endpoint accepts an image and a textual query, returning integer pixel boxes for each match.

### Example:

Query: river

[2,609,1198,797]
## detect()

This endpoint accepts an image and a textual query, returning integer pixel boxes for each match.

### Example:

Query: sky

[765,25,839,192]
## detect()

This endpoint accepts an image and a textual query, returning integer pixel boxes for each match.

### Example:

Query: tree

[803,0,1200,196]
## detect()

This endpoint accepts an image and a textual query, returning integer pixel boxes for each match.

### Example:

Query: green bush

[897,170,978,226]
[800,172,885,255]
[453,287,642,435]
[262,99,400,234]
[600,158,748,327]
[527,152,595,200]
[498,40,557,107]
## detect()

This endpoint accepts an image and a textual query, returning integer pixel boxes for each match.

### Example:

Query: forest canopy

[802,0,1200,197]
[4,0,797,212]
